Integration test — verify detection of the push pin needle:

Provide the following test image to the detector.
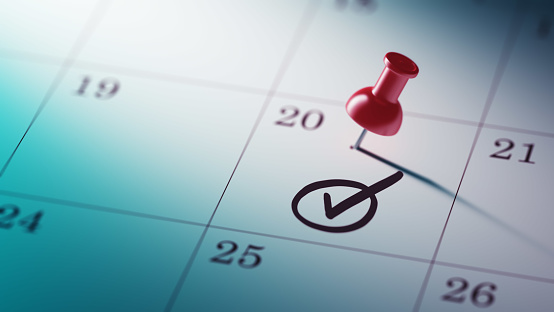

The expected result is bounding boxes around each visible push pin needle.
[346,52,419,136]
[346,53,554,257]
[352,129,554,258]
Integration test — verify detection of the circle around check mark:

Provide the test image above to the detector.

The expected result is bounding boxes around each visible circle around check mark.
[291,180,378,233]
[291,171,403,233]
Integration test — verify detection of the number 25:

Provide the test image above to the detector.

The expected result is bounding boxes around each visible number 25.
[210,240,264,269]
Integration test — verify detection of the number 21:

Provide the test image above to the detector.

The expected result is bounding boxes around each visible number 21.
[490,138,535,164]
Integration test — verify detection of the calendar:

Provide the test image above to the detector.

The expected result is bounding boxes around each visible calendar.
[1,0,553,311]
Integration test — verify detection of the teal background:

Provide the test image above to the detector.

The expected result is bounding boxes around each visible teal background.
[1,0,553,311]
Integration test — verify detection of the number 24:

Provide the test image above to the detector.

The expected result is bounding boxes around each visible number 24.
[0,204,43,233]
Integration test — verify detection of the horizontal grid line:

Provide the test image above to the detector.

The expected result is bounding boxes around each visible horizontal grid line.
[209,224,431,264]
[163,2,322,310]
[434,260,554,285]
[0,189,205,227]
[73,59,270,97]
[1,186,552,286]
[482,123,554,138]
[1,33,553,289]
[210,224,554,285]
[0,48,552,139]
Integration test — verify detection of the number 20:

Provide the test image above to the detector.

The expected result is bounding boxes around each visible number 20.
[275,106,324,130]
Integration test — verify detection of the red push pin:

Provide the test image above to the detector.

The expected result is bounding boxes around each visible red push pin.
[346,52,418,136]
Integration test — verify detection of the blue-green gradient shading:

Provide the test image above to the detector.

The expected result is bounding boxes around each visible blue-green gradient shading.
[1,0,554,311]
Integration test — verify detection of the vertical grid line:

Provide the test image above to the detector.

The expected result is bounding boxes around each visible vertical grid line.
[411,1,528,311]
[162,1,321,311]
[0,0,112,177]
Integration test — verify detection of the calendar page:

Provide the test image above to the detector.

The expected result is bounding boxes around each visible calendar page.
[1,1,553,311]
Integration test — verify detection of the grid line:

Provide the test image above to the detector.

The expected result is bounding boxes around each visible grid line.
[0,0,113,178]
[162,1,321,311]
[0,1,550,310]
[1,49,552,139]
[0,189,205,227]
[1,185,552,287]
[411,1,529,311]
[209,224,554,285]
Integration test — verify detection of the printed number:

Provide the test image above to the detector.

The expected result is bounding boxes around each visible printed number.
[0,204,43,233]
[75,76,120,100]
[335,0,376,12]
[490,138,514,160]
[490,138,535,164]
[0,204,19,229]
[441,277,468,303]
[538,15,551,39]
[210,240,238,265]
[275,106,324,131]
[210,240,264,269]
[442,277,496,308]
[471,282,497,308]
[238,245,264,269]
[19,211,44,233]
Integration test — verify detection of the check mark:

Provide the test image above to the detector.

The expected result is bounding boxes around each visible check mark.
[323,171,403,219]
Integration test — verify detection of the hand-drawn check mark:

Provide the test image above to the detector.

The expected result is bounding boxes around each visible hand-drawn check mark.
[292,171,403,233]
[323,171,403,219]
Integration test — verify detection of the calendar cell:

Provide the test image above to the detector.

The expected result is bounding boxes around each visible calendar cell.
[486,4,554,134]
[277,0,515,122]
[0,60,60,173]
[172,227,429,311]
[0,1,553,311]
[437,128,554,279]
[77,0,309,90]
[0,195,202,312]
[0,69,263,223]
[0,0,98,59]
[211,97,475,259]
[419,264,554,312]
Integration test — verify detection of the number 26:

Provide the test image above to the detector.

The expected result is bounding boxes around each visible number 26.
[442,277,497,308]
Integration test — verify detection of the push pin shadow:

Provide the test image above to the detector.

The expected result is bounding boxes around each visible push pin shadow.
[346,52,418,136]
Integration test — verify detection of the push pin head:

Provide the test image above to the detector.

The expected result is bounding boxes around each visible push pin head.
[346,52,418,136]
